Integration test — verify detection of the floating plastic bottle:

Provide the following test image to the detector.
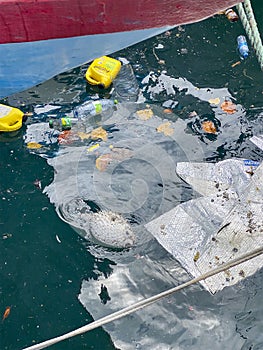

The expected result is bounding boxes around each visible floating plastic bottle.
[111,63,140,102]
[237,35,249,59]
[225,8,239,22]
[73,99,118,119]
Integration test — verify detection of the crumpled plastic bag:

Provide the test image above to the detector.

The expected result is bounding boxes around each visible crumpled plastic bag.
[145,154,262,293]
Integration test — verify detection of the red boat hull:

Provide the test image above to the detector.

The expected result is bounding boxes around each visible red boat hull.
[1,0,241,44]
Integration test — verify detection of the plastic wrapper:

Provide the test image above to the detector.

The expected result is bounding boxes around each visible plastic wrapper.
[250,134,263,151]
[146,158,262,293]
[197,162,263,292]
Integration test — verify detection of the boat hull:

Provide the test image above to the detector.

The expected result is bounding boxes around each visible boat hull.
[0,0,241,44]
[0,0,241,98]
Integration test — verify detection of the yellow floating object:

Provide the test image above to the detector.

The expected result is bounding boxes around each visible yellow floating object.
[27,142,42,149]
[208,97,220,105]
[90,127,108,141]
[87,143,100,152]
[0,104,24,132]
[85,56,122,89]
[136,108,154,120]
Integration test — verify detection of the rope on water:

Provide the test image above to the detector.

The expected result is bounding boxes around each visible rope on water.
[236,0,263,69]
[22,246,263,350]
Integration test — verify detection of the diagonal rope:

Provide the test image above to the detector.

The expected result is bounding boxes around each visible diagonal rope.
[236,0,263,69]
[22,246,263,350]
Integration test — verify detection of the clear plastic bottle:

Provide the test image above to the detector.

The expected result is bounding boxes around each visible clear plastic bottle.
[111,63,140,102]
[73,99,118,119]
[237,35,249,59]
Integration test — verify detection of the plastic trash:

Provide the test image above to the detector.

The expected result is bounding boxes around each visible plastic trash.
[24,122,60,147]
[85,56,122,89]
[111,63,140,102]
[145,158,262,293]
[73,99,118,119]
[250,134,263,151]
[176,158,259,197]
[196,162,263,293]
[225,8,239,22]
[237,35,249,59]
[49,116,73,131]
[0,103,24,132]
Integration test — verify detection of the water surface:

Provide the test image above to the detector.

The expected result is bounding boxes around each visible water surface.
[1,2,263,349]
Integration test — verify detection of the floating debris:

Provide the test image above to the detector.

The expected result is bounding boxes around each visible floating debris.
[55,235,61,243]
[2,233,12,240]
[95,154,113,171]
[90,127,108,141]
[231,61,241,68]
[194,251,200,262]
[220,100,237,114]
[87,143,100,152]
[202,120,217,134]
[136,108,154,120]
[27,142,42,149]
[208,97,220,105]
[98,284,111,305]
[33,179,42,189]
[95,146,134,171]
[2,306,11,322]
[156,121,174,136]
[57,130,78,144]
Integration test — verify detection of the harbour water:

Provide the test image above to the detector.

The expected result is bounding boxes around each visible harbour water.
[1,1,263,349]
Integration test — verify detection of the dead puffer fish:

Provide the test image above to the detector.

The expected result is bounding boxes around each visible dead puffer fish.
[88,210,135,248]
[57,198,136,249]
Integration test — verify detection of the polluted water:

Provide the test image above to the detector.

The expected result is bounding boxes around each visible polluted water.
[2,4,263,350]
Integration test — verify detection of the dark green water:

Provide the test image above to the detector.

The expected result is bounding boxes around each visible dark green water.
[1,2,263,349]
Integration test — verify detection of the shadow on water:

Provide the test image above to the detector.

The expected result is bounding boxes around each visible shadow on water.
[1,1,263,349]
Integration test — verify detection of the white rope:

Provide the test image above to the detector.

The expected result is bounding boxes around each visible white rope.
[236,0,263,69]
[22,246,263,350]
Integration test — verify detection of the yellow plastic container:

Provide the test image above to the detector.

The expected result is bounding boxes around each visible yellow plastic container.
[85,56,122,89]
[0,104,24,132]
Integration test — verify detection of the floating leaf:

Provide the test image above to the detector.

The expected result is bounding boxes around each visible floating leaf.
[163,108,173,114]
[96,154,112,171]
[57,130,78,144]
[202,120,217,134]
[136,109,153,120]
[2,306,11,322]
[156,121,174,136]
[27,142,42,149]
[111,147,134,159]
[220,100,237,114]
[95,147,133,171]
[90,127,107,141]
[208,97,220,105]
[78,131,90,140]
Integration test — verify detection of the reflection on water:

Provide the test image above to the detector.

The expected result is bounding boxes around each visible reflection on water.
[1,8,263,350]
